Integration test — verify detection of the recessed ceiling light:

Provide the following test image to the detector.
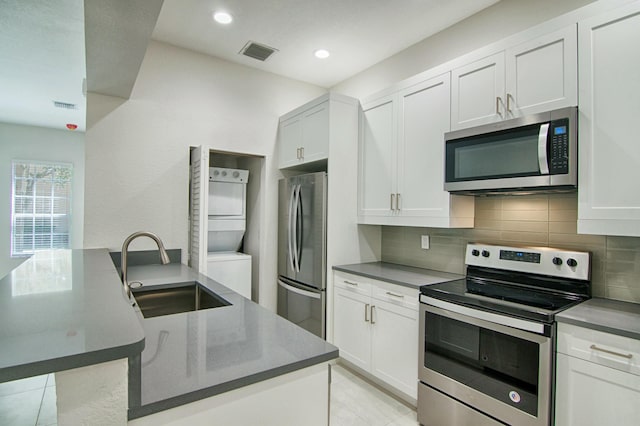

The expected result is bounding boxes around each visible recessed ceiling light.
[314,49,330,59]
[213,11,233,24]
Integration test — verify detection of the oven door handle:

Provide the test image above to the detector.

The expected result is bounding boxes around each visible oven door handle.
[421,296,547,338]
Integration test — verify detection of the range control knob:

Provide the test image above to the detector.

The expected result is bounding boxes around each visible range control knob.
[567,258,578,267]
[552,257,563,266]
[481,250,490,258]
[213,170,220,176]
[222,170,227,176]
[471,249,480,257]
[233,171,240,178]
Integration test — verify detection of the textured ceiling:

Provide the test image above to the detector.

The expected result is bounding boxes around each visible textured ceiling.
[0,0,86,131]
[0,0,500,131]
[152,0,500,88]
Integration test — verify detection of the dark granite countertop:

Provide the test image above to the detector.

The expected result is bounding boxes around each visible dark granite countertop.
[0,249,145,383]
[125,263,338,419]
[333,261,463,289]
[556,297,640,340]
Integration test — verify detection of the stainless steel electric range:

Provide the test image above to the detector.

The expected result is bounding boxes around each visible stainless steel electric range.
[418,243,591,426]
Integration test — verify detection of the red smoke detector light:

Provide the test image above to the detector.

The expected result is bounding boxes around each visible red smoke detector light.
[66,123,78,130]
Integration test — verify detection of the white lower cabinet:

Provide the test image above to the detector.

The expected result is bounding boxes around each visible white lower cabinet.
[333,271,419,401]
[555,323,640,426]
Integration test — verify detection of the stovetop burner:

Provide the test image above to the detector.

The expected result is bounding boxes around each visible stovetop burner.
[420,243,592,324]
[422,277,586,323]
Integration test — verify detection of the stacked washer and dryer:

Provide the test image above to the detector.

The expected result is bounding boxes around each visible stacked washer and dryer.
[206,167,252,299]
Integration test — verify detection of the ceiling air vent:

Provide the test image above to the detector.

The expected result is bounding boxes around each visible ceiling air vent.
[239,41,278,62]
[53,101,77,110]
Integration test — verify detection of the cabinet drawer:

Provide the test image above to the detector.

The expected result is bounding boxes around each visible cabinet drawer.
[371,281,418,310]
[334,272,372,296]
[557,323,640,376]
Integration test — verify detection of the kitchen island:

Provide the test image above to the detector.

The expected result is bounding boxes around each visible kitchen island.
[0,249,338,425]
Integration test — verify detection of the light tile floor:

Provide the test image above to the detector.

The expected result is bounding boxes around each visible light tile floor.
[331,363,419,426]
[0,363,416,426]
[0,373,56,426]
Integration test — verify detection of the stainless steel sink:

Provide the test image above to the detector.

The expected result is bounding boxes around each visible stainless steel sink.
[132,281,231,318]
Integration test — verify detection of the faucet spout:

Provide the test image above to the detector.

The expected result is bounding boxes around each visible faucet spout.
[121,231,170,298]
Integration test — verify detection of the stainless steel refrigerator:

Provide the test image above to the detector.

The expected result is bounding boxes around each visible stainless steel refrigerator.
[277,172,327,338]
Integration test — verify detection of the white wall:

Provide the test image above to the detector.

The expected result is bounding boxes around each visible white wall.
[0,122,85,278]
[84,41,325,311]
[331,0,596,99]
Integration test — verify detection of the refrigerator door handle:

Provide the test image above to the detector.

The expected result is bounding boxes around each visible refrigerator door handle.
[278,279,321,299]
[295,184,303,272]
[292,184,302,272]
[287,184,296,272]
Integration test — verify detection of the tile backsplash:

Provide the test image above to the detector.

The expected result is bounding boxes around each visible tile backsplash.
[381,193,640,303]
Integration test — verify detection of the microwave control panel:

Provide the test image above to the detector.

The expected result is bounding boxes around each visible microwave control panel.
[549,118,569,174]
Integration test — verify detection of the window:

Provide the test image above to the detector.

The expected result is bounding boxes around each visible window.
[11,161,73,257]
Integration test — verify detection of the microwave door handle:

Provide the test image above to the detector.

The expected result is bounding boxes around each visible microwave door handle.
[287,184,296,272]
[538,123,550,175]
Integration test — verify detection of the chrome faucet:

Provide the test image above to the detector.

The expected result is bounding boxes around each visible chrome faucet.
[121,231,170,298]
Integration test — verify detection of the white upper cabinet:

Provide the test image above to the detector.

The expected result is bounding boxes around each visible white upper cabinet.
[279,115,303,168]
[577,1,640,236]
[451,25,577,130]
[278,100,330,169]
[451,52,506,130]
[359,73,474,227]
[359,95,397,218]
[505,26,577,118]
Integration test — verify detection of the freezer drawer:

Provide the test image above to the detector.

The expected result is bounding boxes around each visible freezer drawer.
[277,276,325,338]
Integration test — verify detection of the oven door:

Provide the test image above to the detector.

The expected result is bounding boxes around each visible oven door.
[418,298,553,426]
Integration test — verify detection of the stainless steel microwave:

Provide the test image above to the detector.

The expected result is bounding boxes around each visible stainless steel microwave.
[444,107,577,194]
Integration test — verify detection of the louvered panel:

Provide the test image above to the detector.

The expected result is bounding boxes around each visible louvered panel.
[189,146,208,273]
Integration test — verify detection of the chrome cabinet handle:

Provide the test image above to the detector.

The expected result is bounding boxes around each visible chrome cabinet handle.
[301,147,304,159]
[386,291,404,298]
[365,303,370,322]
[496,96,502,116]
[506,93,513,113]
[396,193,401,211]
[344,280,358,286]
[371,305,376,324]
[590,344,633,359]
[390,193,395,211]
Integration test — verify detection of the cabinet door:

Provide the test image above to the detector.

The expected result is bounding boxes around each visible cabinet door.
[300,102,329,164]
[333,286,372,371]
[397,73,451,221]
[505,25,577,118]
[577,2,640,236]
[278,115,302,168]
[555,353,640,426]
[358,95,397,218]
[370,298,419,400]
[451,52,505,130]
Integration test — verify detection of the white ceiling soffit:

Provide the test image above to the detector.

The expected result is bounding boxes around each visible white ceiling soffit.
[84,0,165,99]
[152,0,501,88]
[0,0,86,131]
